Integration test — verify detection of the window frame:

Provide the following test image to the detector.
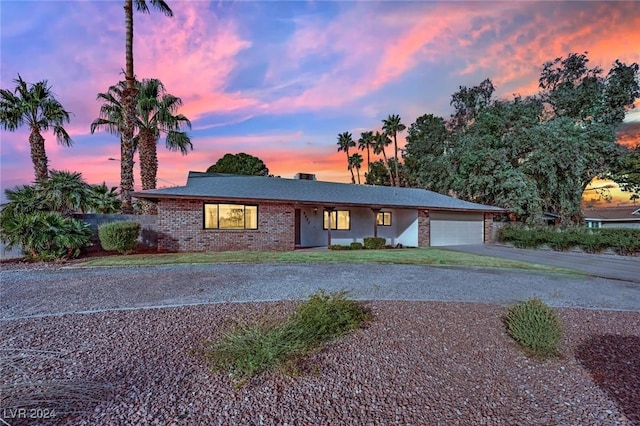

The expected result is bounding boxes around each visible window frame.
[323,210,351,230]
[203,203,258,230]
[377,211,392,226]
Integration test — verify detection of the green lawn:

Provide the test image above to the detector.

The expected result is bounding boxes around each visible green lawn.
[75,248,577,274]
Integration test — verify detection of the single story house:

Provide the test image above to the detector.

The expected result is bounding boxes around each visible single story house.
[133,172,504,252]
[583,206,640,229]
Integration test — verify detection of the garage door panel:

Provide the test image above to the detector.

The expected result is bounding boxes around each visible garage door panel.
[430,213,484,246]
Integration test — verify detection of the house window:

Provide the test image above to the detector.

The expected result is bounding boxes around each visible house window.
[204,203,258,229]
[323,210,350,230]
[377,211,392,226]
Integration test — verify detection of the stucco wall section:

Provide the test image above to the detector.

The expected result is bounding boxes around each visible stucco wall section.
[157,199,295,252]
[418,210,430,247]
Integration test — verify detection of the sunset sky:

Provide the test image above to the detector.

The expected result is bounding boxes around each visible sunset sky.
[1,1,639,204]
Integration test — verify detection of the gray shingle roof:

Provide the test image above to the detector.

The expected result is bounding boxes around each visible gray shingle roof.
[133,172,504,212]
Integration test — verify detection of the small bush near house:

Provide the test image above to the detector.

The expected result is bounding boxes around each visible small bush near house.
[363,237,386,250]
[204,290,371,379]
[505,298,563,358]
[350,242,363,250]
[328,244,351,250]
[98,221,141,254]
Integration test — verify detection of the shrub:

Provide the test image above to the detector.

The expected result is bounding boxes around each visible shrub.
[328,244,351,250]
[363,237,386,250]
[204,290,371,379]
[350,242,363,250]
[498,224,640,255]
[98,221,141,254]
[0,210,91,261]
[505,298,562,358]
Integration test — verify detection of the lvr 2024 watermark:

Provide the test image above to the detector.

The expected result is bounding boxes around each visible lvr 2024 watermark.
[2,407,57,421]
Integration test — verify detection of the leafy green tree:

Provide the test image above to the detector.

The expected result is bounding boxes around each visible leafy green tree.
[337,131,356,183]
[207,153,270,176]
[539,52,639,125]
[608,144,640,200]
[372,131,393,186]
[448,97,545,221]
[382,114,406,186]
[349,153,363,184]
[403,114,453,193]
[357,131,375,174]
[0,75,73,182]
[449,78,495,130]
[121,0,174,213]
[365,160,392,186]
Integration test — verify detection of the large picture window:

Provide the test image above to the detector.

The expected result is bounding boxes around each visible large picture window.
[204,203,258,229]
[323,210,350,230]
[377,211,392,226]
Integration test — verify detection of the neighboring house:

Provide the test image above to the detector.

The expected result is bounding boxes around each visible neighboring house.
[583,206,640,229]
[133,172,504,252]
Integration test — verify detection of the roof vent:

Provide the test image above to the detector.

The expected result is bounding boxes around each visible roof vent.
[294,173,317,181]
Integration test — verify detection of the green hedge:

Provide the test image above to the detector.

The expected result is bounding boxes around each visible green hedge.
[363,237,386,250]
[98,221,141,254]
[497,224,640,255]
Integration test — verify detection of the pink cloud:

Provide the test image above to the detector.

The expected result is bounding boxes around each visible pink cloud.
[133,3,259,121]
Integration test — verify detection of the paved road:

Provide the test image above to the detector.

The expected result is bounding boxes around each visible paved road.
[1,259,639,320]
[440,245,640,283]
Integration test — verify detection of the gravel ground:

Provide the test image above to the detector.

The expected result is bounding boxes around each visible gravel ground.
[1,263,639,319]
[2,301,639,425]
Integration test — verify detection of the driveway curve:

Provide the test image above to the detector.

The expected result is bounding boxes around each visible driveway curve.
[2,262,639,320]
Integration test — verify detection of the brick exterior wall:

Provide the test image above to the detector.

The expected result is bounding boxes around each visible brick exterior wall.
[418,210,430,247]
[484,212,494,243]
[157,199,295,252]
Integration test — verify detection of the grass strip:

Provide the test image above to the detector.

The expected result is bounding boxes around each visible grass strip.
[73,248,576,274]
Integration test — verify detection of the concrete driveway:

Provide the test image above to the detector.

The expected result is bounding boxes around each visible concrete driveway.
[440,244,640,283]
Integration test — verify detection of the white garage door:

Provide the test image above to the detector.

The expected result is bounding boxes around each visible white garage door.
[430,212,484,246]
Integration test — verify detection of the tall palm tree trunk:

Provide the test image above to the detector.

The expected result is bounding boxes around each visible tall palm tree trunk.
[366,146,371,174]
[380,149,393,186]
[346,152,355,183]
[121,0,137,214]
[138,130,158,214]
[393,134,399,187]
[29,128,48,182]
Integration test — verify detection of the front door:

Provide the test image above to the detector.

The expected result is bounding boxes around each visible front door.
[294,209,301,246]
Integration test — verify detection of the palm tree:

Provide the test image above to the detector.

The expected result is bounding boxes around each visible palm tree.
[382,114,406,186]
[373,131,394,186]
[121,0,174,213]
[91,79,192,214]
[0,75,72,182]
[357,131,375,174]
[136,78,191,213]
[337,131,356,183]
[91,183,122,213]
[349,153,364,184]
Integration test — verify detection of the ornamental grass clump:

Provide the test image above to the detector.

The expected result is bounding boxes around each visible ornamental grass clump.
[505,298,563,358]
[205,290,371,379]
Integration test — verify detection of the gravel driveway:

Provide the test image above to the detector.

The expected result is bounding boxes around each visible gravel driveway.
[1,263,639,319]
[2,263,639,425]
